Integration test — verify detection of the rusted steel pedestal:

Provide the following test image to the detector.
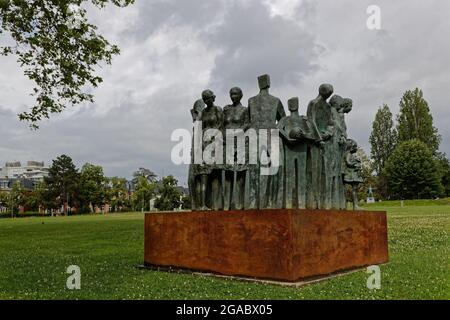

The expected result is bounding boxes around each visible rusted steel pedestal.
[144,209,388,282]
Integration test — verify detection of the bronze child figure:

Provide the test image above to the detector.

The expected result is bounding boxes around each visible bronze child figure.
[343,139,364,210]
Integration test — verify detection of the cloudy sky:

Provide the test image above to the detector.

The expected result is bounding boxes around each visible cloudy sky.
[1,0,449,186]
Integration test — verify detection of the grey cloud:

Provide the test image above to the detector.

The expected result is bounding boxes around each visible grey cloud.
[123,0,228,41]
[205,0,321,96]
[0,85,192,184]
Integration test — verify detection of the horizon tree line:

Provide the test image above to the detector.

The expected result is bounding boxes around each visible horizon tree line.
[0,155,189,216]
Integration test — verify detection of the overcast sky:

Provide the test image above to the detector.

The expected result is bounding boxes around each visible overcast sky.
[1,0,449,186]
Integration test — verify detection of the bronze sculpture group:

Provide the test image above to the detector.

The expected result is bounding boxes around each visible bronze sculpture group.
[188,74,363,211]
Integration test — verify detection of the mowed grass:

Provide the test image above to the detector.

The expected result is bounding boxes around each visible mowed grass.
[0,203,448,300]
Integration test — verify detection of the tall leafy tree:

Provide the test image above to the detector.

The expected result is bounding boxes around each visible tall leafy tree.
[355,148,377,201]
[385,140,443,199]
[132,168,157,186]
[105,176,129,212]
[79,163,106,212]
[24,181,47,211]
[132,176,156,211]
[8,180,25,216]
[397,88,441,153]
[0,0,134,127]
[0,191,8,214]
[29,180,59,211]
[44,154,79,214]
[154,176,183,211]
[369,104,397,176]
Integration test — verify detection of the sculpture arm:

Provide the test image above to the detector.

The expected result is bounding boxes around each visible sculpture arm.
[277,118,294,144]
[322,124,335,140]
[307,100,322,142]
[217,107,224,131]
[243,107,250,131]
[247,98,253,126]
[277,100,286,121]
[339,133,347,145]
[346,154,358,168]
[327,115,336,136]
[300,117,318,142]
[190,109,199,122]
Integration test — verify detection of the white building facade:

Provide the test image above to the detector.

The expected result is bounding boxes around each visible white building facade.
[0,161,49,188]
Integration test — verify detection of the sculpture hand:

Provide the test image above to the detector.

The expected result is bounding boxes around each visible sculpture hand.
[322,132,331,140]
[319,141,325,154]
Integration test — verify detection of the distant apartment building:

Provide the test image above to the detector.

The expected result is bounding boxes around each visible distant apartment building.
[0,161,49,191]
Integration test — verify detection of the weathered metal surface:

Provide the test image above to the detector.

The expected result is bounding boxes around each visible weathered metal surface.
[144,209,388,282]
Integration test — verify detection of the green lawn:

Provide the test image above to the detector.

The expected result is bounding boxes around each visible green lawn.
[0,204,448,300]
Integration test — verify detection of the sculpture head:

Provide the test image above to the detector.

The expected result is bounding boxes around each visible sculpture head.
[193,99,205,111]
[342,98,353,113]
[258,74,271,90]
[229,87,243,105]
[329,95,344,110]
[288,97,299,113]
[202,89,216,106]
[318,84,334,100]
[330,95,353,113]
[191,99,205,121]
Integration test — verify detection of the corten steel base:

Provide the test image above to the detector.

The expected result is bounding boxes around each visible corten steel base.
[144,209,388,282]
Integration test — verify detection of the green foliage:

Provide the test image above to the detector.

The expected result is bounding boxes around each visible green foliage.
[397,88,441,153]
[78,163,106,212]
[0,181,27,216]
[385,140,443,199]
[8,181,26,215]
[44,154,79,212]
[435,153,450,197]
[0,191,8,207]
[24,180,57,211]
[132,176,156,211]
[181,194,191,210]
[154,175,182,211]
[23,181,46,211]
[354,148,377,202]
[370,104,397,175]
[0,158,173,214]
[106,176,130,212]
[369,89,443,200]
[0,159,167,214]
[0,0,134,127]
[132,167,157,186]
